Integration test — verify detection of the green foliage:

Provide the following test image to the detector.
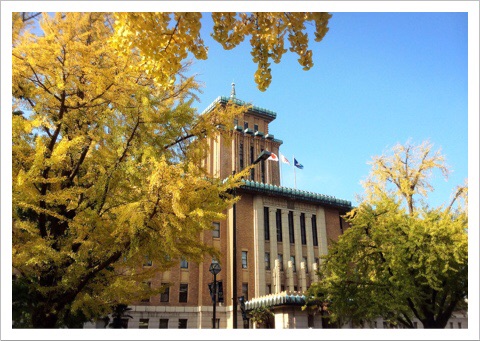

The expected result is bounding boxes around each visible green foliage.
[248,306,274,328]
[11,12,249,328]
[307,141,468,328]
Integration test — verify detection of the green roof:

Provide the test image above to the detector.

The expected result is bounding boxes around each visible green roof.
[201,96,277,121]
[239,180,352,209]
[245,291,306,310]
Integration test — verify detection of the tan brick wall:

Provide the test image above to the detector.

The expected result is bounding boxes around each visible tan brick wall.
[324,207,343,247]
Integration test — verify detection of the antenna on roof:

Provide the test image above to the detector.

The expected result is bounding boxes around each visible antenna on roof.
[230,81,236,99]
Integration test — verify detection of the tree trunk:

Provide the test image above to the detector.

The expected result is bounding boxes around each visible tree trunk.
[420,318,448,329]
[31,306,59,328]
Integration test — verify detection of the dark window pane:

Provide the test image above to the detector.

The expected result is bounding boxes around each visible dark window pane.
[212,222,220,238]
[139,319,149,329]
[264,207,270,240]
[178,319,188,329]
[312,214,318,246]
[179,283,188,303]
[159,319,169,329]
[288,211,295,244]
[300,213,307,245]
[160,284,170,302]
[276,209,282,242]
[242,251,248,269]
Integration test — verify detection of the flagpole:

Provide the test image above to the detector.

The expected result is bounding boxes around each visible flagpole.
[279,154,283,186]
[293,154,296,189]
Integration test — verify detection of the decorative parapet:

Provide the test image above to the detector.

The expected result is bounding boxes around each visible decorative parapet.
[239,180,352,209]
[201,96,277,121]
[264,134,274,140]
[245,291,306,310]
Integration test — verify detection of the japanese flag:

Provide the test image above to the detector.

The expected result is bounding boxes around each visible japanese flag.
[267,152,279,162]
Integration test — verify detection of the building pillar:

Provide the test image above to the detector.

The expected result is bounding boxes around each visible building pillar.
[269,208,278,287]
[299,262,307,292]
[287,260,294,291]
[315,207,328,263]
[304,213,315,286]
[292,211,303,283]
[253,196,266,297]
[281,210,290,290]
[274,259,281,294]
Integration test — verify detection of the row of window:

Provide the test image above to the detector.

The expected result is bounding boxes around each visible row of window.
[242,249,319,273]
[143,257,189,269]
[239,142,266,182]
[234,119,259,133]
[137,318,188,329]
[154,283,188,303]
[264,253,319,272]
[264,208,319,247]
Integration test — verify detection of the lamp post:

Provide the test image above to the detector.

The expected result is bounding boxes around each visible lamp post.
[232,150,271,328]
[209,262,221,329]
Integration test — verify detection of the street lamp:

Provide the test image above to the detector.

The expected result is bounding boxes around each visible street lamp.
[232,150,272,328]
[209,262,221,329]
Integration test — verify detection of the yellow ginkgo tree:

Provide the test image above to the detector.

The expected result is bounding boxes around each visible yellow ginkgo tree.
[306,141,468,329]
[12,12,331,328]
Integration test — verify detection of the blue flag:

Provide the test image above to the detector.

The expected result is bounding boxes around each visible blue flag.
[294,158,304,169]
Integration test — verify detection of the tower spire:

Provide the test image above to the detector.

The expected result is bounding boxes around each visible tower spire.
[230,81,236,99]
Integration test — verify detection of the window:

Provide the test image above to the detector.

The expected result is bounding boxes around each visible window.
[239,142,244,169]
[458,322,462,328]
[159,319,169,329]
[180,258,188,269]
[264,207,270,241]
[212,222,220,238]
[266,284,271,294]
[143,256,152,267]
[254,124,258,132]
[265,252,270,270]
[242,283,249,300]
[276,209,283,242]
[160,283,170,302]
[300,213,307,245]
[302,256,308,273]
[290,256,296,272]
[141,281,151,302]
[178,319,188,329]
[288,211,295,244]
[179,283,188,303]
[250,146,254,179]
[312,214,318,246]
[278,253,284,271]
[294,285,298,291]
[261,149,266,183]
[244,121,249,130]
[139,318,149,329]
[242,251,248,269]
[281,285,285,292]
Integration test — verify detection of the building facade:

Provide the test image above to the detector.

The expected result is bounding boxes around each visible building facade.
[84,85,467,329]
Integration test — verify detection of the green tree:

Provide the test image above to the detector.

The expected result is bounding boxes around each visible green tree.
[248,307,274,329]
[307,141,468,328]
[12,12,331,328]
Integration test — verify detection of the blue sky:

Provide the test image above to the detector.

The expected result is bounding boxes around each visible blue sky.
[191,12,468,208]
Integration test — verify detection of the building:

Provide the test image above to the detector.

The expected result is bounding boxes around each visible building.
[84,84,467,329]
[85,84,352,329]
